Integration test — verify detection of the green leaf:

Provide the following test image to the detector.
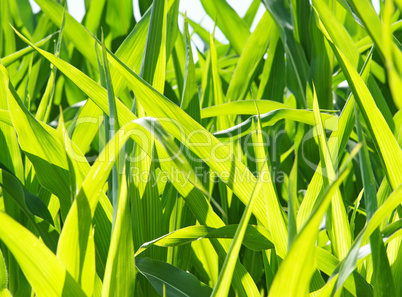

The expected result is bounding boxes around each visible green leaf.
[112,8,151,93]
[382,0,402,110]
[243,0,261,28]
[138,0,167,94]
[296,50,371,238]
[315,247,373,296]
[105,0,134,38]
[4,53,113,280]
[33,0,98,67]
[213,108,339,143]
[12,30,259,297]
[186,16,221,46]
[101,29,119,226]
[268,146,359,296]
[329,183,402,296]
[332,96,396,296]
[256,29,285,101]
[56,112,95,297]
[136,225,274,256]
[129,0,168,269]
[139,0,153,16]
[0,169,58,252]
[201,100,291,118]
[181,16,201,122]
[322,27,402,190]
[0,248,11,297]
[200,0,250,54]
[312,0,361,70]
[101,167,135,297]
[0,60,24,184]
[4,65,73,220]
[312,85,352,259]
[262,0,309,107]
[136,257,212,297]
[0,211,86,297]
[309,11,333,109]
[97,30,271,244]
[225,12,273,102]
[211,151,271,296]
[209,31,229,130]
[1,33,55,67]
[0,110,11,126]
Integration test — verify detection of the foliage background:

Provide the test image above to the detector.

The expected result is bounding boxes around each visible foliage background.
[1,0,402,296]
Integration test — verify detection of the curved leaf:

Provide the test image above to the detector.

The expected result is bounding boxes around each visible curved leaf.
[136,224,274,256]
[136,257,212,297]
[0,212,86,297]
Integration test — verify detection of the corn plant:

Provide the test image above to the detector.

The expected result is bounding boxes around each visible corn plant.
[1,0,402,296]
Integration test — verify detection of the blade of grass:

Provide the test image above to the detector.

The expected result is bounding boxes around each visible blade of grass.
[12,29,267,296]
[181,16,200,122]
[213,108,339,142]
[328,182,402,296]
[33,0,98,67]
[256,29,285,101]
[200,0,250,54]
[337,97,396,296]
[209,30,229,130]
[36,10,65,123]
[101,31,120,227]
[0,110,11,126]
[262,0,309,107]
[323,29,402,190]
[0,212,86,297]
[251,100,288,258]
[4,65,73,220]
[383,0,402,110]
[136,257,212,297]
[211,157,269,297]
[312,0,362,70]
[129,0,167,270]
[225,12,273,102]
[309,11,333,109]
[101,164,135,297]
[56,111,95,297]
[268,144,360,296]
[170,15,201,271]
[1,33,55,67]
[296,49,371,234]
[135,225,274,256]
[137,0,167,95]
[0,248,11,297]
[287,124,304,247]
[201,100,291,118]
[0,61,24,184]
[243,0,261,28]
[0,169,58,252]
[312,85,352,259]
[315,247,373,296]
